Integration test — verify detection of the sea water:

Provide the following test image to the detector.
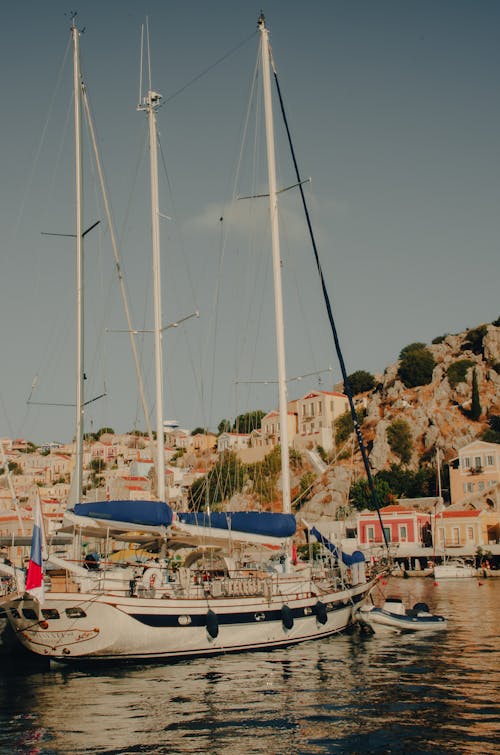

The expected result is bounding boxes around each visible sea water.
[1,578,498,754]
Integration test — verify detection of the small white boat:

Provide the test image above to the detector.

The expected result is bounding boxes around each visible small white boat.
[433,559,476,579]
[356,597,447,633]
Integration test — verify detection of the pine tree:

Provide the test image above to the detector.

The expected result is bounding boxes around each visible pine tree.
[470,368,482,421]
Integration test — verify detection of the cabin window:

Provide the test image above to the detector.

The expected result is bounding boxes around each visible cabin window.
[42,609,60,620]
[22,608,38,620]
[65,607,87,619]
[9,608,20,618]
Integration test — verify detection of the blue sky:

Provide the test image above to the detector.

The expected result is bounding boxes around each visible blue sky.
[1,1,499,444]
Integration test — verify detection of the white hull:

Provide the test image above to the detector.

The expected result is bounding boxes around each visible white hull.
[7,579,373,662]
[434,564,476,579]
[356,605,447,634]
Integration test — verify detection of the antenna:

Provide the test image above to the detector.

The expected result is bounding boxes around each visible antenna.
[138,23,144,106]
[146,16,152,91]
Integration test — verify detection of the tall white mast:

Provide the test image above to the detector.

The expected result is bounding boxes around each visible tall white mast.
[138,84,166,501]
[72,19,84,504]
[258,14,291,514]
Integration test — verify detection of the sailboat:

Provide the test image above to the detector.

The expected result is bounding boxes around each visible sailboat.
[6,16,377,662]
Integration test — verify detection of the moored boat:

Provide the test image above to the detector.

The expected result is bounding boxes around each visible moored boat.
[356,596,447,634]
[5,15,381,663]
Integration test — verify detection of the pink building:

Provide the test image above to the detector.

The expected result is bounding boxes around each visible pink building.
[357,505,432,547]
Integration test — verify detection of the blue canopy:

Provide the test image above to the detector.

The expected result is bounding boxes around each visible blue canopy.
[177,511,296,539]
[73,500,173,528]
[310,526,365,566]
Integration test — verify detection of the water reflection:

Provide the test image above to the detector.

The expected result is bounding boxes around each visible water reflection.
[0,579,498,754]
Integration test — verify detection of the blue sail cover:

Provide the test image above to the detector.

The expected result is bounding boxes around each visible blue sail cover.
[310,526,365,566]
[73,500,173,528]
[177,511,296,539]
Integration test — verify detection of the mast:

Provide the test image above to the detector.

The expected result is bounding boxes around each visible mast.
[258,14,291,514]
[72,19,85,504]
[138,87,166,501]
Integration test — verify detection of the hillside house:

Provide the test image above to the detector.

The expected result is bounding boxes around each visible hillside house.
[434,509,500,549]
[357,505,432,548]
[295,390,349,452]
[449,441,500,507]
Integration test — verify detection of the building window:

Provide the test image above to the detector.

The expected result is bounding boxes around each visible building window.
[452,527,460,545]
[367,526,375,541]
[478,482,485,491]
[383,526,391,543]
[467,483,474,493]
[463,457,471,469]
[438,527,445,544]
[474,456,482,468]
[486,455,494,466]
[463,483,468,493]
[399,525,407,542]
[466,526,474,541]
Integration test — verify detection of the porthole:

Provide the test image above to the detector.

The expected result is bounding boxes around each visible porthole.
[178,615,192,626]
[254,612,266,621]
[303,606,312,616]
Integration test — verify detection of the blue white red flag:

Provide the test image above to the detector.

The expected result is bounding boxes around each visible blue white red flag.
[25,497,45,603]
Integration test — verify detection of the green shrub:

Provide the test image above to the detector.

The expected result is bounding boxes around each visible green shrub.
[398,347,436,388]
[345,370,375,395]
[432,334,448,344]
[334,409,365,445]
[447,359,475,389]
[462,325,487,355]
[399,342,427,360]
[387,419,413,465]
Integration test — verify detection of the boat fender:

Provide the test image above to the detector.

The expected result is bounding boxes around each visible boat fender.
[315,600,328,625]
[206,609,219,639]
[281,604,294,631]
[142,567,162,590]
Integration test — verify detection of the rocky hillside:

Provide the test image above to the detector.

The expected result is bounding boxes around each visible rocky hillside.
[365,322,500,471]
[298,321,500,522]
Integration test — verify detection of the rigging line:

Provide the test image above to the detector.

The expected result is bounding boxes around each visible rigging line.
[272,68,389,551]
[11,35,72,248]
[159,31,257,108]
[82,82,154,446]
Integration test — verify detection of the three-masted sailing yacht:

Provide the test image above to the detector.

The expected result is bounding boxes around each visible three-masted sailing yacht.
[6,16,375,663]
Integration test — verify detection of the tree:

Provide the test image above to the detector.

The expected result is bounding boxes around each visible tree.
[399,342,427,360]
[217,419,231,435]
[192,427,207,436]
[447,359,475,389]
[350,478,393,511]
[387,419,413,465]
[96,427,114,438]
[345,370,375,395]
[470,368,482,421]
[334,409,364,445]
[233,410,266,433]
[398,347,436,388]
[462,325,487,355]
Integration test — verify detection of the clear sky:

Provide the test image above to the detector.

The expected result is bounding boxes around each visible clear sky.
[1,0,499,444]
